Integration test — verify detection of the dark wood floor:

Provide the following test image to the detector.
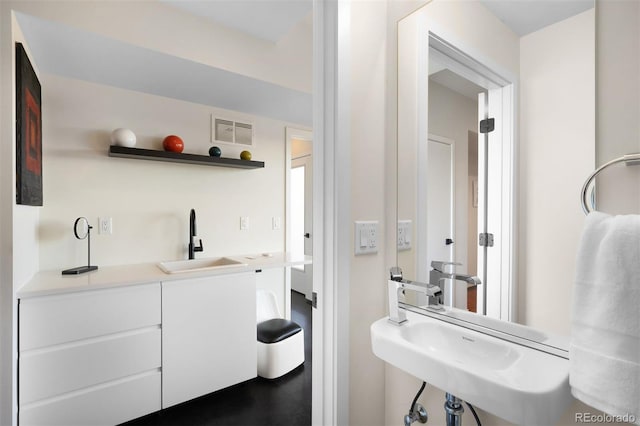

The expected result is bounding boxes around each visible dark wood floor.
[122,291,312,426]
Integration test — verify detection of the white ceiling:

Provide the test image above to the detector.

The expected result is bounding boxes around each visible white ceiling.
[430,69,486,100]
[158,0,593,42]
[479,0,594,36]
[159,0,313,43]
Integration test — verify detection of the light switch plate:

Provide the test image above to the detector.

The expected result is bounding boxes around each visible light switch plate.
[355,221,378,255]
[398,220,412,251]
[272,216,281,230]
[98,217,113,235]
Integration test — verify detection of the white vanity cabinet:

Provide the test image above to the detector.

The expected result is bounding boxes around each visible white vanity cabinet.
[162,272,257,408]
[18,283,162,426]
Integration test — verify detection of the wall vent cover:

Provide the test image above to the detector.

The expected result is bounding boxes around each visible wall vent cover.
[213,116,253,146]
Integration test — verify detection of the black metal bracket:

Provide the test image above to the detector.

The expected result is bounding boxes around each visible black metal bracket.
[480,118,495,134]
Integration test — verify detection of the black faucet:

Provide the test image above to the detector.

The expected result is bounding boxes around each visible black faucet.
[188,209,204,260]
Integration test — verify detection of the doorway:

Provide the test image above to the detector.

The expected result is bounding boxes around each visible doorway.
[288,128,313,301]
[425,135,456,306]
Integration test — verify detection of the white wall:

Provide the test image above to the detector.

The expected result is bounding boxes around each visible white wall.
[596,0,640,214]
[40,74,289,269]
[518,10,599,424]
[349,1,388,424]
[519,8,595,335]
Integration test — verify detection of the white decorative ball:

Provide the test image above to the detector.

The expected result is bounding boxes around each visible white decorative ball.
[111,128,137,147]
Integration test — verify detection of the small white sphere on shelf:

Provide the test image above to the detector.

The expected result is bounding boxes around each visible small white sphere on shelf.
[111,128,137,147]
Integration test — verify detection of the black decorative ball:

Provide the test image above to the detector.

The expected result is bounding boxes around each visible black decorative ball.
[209,146,222,157]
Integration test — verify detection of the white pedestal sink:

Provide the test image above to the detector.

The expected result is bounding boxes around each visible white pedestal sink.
[371,310,571,425]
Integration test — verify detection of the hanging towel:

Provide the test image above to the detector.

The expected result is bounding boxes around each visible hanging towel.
[570,212,640,424]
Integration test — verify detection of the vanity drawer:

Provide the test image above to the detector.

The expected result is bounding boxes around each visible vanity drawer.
[20,327,161,404]
[19,283,160,350]
[19,370,161,426]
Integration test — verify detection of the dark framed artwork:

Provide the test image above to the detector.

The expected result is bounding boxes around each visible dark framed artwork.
[15,42,43,206]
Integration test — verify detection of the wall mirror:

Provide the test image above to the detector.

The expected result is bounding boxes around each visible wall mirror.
[396,0,595,350]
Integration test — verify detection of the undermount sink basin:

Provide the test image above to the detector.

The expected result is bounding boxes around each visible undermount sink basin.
[371,311,571,425]
[158,257,248,274]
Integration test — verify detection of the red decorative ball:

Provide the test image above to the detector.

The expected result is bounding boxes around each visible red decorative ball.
[162,135,184,153]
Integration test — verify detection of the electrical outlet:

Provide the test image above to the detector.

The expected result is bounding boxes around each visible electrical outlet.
[240,216,249,230]
[99,217,113,235]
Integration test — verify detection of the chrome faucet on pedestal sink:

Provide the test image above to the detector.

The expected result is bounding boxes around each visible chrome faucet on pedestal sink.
[188,209,204,260]
[388,267,443,325]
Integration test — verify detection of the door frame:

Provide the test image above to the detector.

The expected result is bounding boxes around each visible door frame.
[312,1,351,424]
[476,86,515,320]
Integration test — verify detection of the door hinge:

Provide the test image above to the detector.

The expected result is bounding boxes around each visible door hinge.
[479,118,495,134]
[479,233,494,247]
[312,291,318,309]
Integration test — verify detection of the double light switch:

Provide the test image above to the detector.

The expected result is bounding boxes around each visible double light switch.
[355,221,378,255]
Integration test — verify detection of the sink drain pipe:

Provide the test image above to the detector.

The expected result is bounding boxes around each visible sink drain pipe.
[445,393,482,426]
[445,393,464,426]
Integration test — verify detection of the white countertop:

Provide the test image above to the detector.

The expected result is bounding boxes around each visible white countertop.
[18,252,312,299]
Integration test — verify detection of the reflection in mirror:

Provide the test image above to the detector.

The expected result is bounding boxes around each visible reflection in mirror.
[421,36,514,320]
[396,0,595,344]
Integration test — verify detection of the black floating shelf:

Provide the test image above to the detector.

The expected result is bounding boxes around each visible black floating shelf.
[108,145,264,169]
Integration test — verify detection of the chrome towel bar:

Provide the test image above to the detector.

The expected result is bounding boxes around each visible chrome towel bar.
[581,153,640,214]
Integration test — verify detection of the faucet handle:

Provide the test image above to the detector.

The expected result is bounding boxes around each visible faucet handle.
[390,266,403,282]
[430,260,462,272]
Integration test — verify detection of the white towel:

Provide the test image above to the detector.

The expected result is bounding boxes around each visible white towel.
[570,212,640,424]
